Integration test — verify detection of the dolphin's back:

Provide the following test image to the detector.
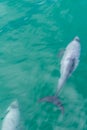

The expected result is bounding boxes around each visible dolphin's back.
[61,37,81,74]
[1,101,20,130]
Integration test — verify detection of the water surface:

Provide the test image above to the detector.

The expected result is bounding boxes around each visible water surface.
[0,0,87,130]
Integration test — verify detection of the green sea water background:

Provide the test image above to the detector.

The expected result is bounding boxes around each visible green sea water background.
[0,0,87,130]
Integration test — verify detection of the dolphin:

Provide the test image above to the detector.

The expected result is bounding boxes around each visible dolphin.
[38,36,81,113]
[56,36,81,94]
[1,100,20,130]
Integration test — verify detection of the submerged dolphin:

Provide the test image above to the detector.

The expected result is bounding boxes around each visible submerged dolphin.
[56,36,80,94]
[1,100,20,130]
[38,36,81,113]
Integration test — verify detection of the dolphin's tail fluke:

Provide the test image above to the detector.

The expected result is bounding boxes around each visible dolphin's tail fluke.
[38,96,64,114]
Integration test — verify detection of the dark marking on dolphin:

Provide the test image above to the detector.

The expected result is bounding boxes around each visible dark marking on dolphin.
[67,58,76,76]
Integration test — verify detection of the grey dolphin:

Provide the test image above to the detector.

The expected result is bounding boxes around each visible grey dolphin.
[56,36,80,94]
[1,100,20,130]
[38,36,81,113]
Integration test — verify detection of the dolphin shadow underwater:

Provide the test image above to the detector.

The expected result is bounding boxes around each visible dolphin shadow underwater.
[38,36,81,113]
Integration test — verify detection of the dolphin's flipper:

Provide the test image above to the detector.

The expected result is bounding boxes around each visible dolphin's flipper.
[38,96,64,114]
[57,49,65,58]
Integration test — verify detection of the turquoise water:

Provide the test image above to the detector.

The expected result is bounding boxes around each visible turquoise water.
[0,0,87,129]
